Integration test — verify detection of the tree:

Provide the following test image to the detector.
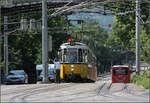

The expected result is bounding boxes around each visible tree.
[1,11,68,83]
[111,1,150,63]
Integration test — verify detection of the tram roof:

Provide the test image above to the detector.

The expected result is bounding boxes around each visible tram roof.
[60,42,88,49]
[60,42,96,59]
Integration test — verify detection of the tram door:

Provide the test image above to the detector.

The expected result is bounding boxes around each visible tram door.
[111,66,130,83]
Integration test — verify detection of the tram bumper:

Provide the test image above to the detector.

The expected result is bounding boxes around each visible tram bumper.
[65,73,81,81]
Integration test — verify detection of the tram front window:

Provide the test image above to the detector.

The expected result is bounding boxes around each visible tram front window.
[64,50,77,63]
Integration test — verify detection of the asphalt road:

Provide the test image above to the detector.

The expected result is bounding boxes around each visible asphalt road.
[1,74,149,102]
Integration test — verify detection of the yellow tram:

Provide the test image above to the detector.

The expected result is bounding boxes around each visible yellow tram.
[58,41,97,82]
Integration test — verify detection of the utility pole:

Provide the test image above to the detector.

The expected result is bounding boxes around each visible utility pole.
[0,4,1,83]
[4,16,9,79]
[42,0,48,83]
[136,0,140,74]
[81,20,83,42]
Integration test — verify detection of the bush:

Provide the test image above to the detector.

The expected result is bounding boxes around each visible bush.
[131,70,150,89]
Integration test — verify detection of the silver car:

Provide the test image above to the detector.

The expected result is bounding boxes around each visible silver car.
[5,70,28,84]
[39,69,55,82]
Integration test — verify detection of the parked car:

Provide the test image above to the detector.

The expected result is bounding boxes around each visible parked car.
[39,69,55,82]
[5,70,28,84]
[36,64,55,81]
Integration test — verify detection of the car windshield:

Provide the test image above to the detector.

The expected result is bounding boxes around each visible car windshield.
[9,71,25,75]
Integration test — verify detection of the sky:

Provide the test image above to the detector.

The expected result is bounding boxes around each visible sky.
[68,13,114,32]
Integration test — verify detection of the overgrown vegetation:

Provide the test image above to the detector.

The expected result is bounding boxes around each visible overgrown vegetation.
[131,70,150,89]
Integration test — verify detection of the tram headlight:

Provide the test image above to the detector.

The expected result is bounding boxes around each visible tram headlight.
[71,65,74,68]
[71,68,74,71]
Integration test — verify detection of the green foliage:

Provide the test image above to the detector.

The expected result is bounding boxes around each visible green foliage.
[1,11,67,71]
[70,18,108,53]
[48,16,68,60]
[131,70,150,89]
[111,15,135,48]
[8,30,41,69]
[111,1,150,63]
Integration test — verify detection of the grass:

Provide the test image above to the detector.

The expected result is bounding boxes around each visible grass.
[131,69,150,89]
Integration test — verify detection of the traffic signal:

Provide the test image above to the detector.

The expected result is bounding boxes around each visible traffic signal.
[108,24,111,28]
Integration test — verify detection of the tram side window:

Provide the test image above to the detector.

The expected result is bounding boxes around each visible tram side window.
[88,50,92,63]
[83,49,88,63]
[64,49,67,55]
[78,49,83,62]
[113,68,128,75]
[82,49,85,62]
[63,49,67,62]
[85,51,88,63]
[58,49,62,61]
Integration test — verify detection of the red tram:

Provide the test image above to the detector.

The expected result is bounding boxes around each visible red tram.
[111,65,130,83]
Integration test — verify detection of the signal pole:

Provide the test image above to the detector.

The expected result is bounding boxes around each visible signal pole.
[136,0,140,74]
[42,0,48,83]
[4,16,8,79]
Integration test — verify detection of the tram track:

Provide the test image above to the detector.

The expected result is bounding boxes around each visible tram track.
[21,83,82,98]
[109,83,146,98]
[109,83,128,94]
[96,83,106,95]
[2,73,149,102]
[9,83,81,102]
[121,83,148,98]
[96,82,132,96]
[96,82,112,96]
[9,84,58,103]
[122,83,130,93]
[2,84,53,96]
